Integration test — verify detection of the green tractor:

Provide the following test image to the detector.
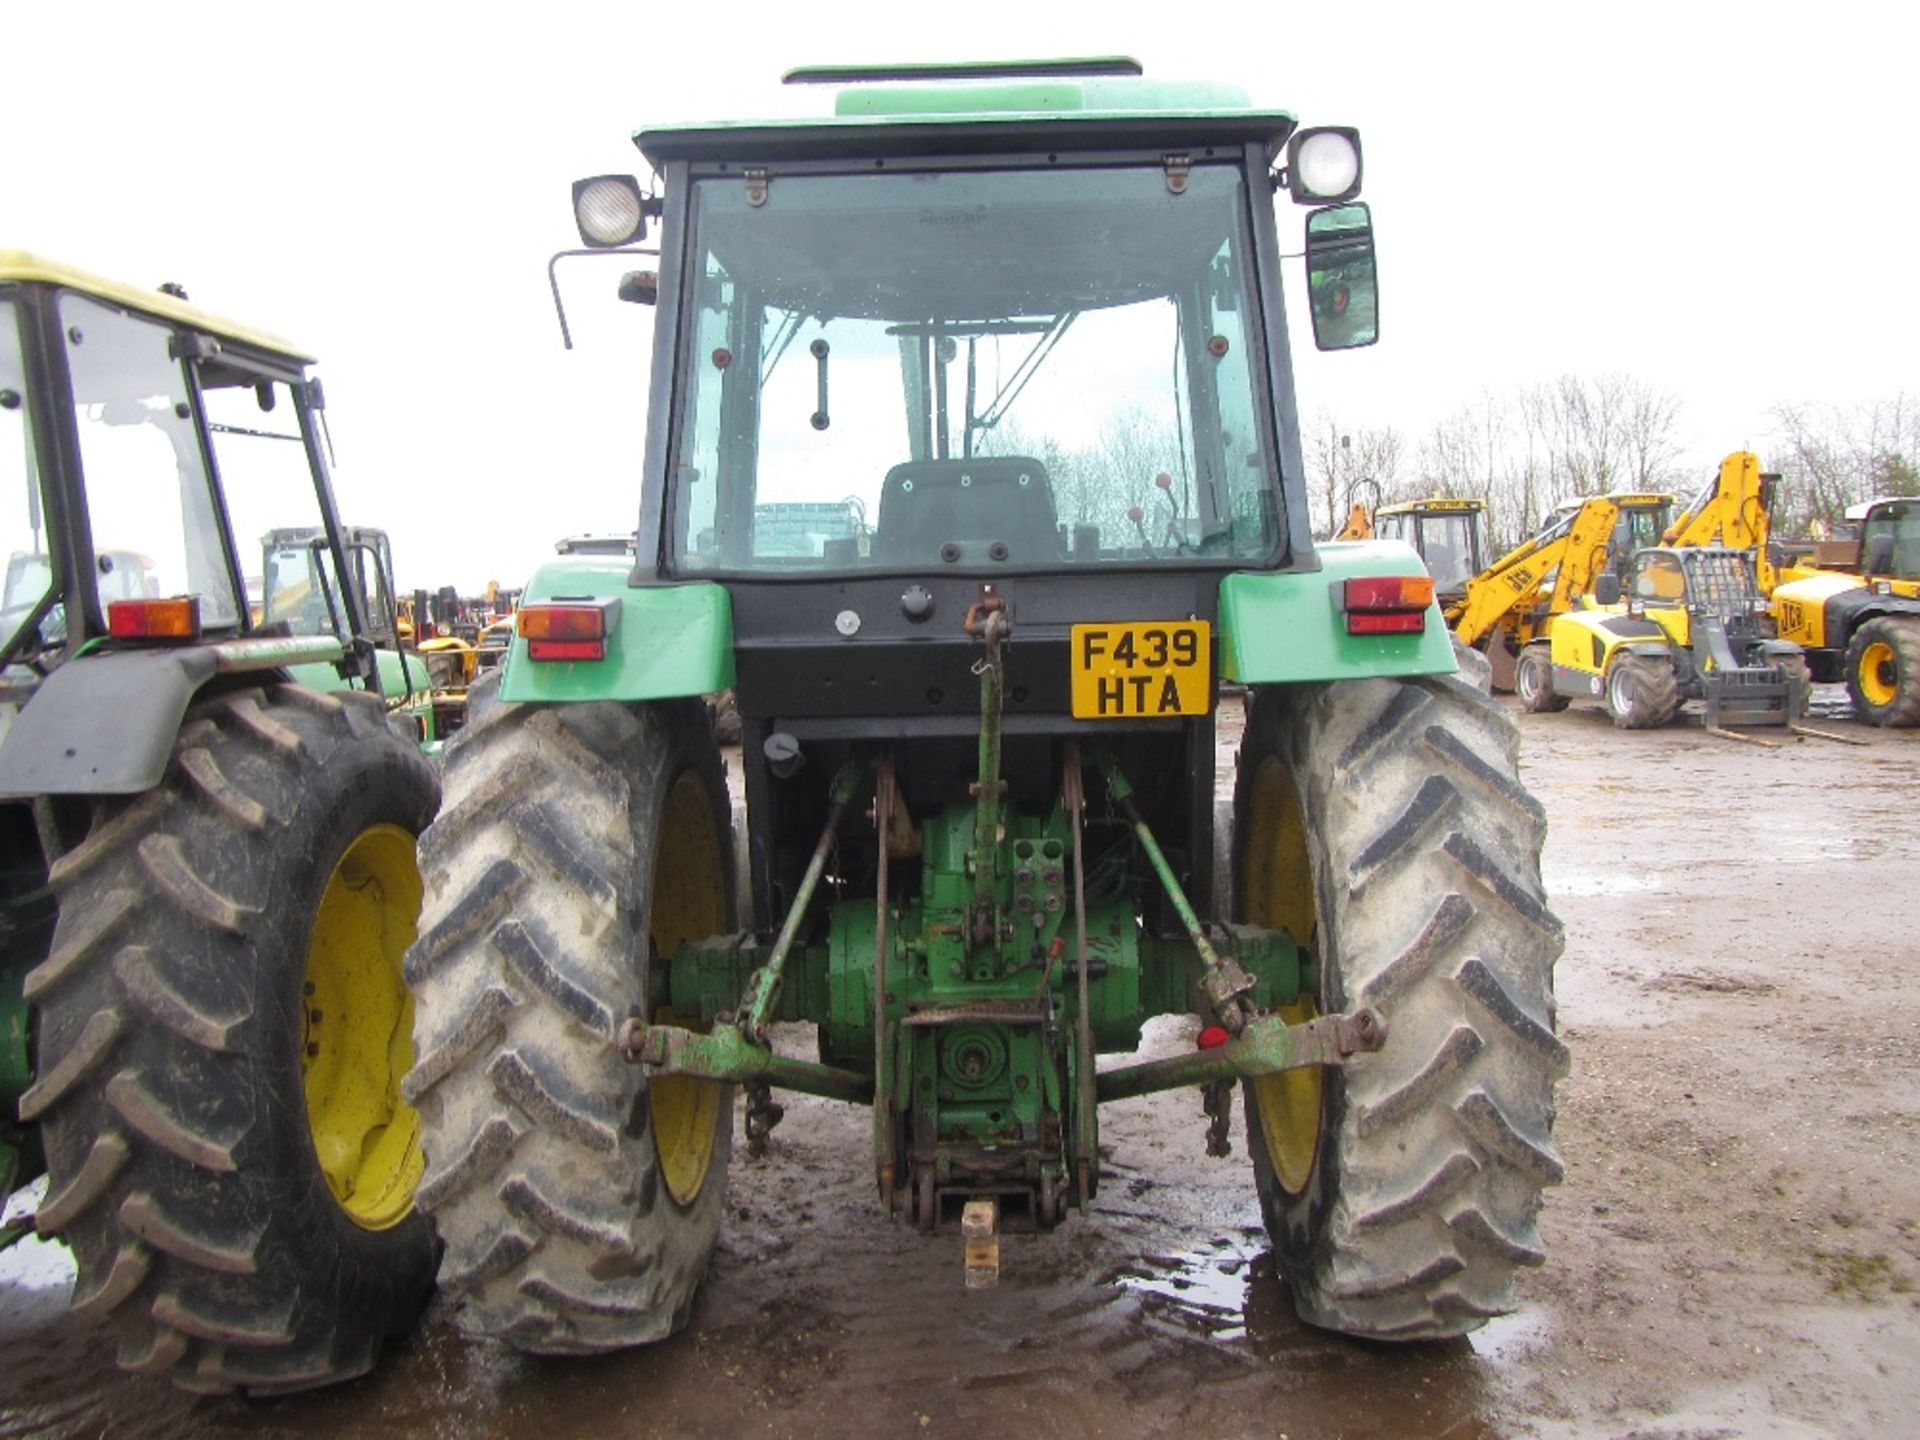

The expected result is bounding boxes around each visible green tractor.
[0,252,439,1390]
[258,522,454,742]
[409,59,1564,1355]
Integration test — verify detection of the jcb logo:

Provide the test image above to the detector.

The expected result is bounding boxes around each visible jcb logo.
[1504,566,1538,594]
[1780,600,1805,634]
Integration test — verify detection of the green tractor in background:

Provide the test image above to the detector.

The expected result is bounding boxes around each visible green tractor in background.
[0,252,438,1391]
[257,522,453,742]
[409,58,1564,1355]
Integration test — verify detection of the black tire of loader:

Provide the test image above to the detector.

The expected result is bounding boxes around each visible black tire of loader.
[1605,654,1681,730]
[20,684,440,1394]
[1235,670,1567,1338]
[1515,645,1568,714]
[1844,616,1920,727]
[403,694,733,1353]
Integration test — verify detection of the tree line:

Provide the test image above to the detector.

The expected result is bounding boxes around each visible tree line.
[1309,377,1920,554]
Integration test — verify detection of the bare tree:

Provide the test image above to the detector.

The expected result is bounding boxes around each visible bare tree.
[1522,373,1685,500]
[1305,417,1406,536]
[1768,394,1920,535]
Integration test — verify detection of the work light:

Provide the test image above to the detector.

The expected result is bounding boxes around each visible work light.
[573,175,647,247]
[1287,128,1363,204]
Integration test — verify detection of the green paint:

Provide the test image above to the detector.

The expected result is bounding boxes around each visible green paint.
[637,1023,871,1104]
[1095,1004,1351,1104]
[744,762,862,1037]
[1,952,33,1216]
[288,648,436,743]
[1217,541,1461,684]
[498,566,734,704]
[833,77,1262,119]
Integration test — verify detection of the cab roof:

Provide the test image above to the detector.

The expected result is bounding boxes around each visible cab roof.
[636,61,1296,167]
[1377,498,1486,516]
[0,249,314,364]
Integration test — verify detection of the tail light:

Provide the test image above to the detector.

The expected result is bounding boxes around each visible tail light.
[108,596,201,640]
[517,598,618,661]
[1341,575,1433,635]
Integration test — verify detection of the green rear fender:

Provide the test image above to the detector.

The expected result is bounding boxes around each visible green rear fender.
[499,562,734,703]
[1218,541,1458,684]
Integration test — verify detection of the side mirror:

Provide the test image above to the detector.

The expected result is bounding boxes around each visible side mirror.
[1594,574,1623,606]
[618,270,659,307]
[1304,203,1378,351]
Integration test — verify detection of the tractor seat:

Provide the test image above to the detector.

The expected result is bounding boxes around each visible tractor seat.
[873,456,1061,565]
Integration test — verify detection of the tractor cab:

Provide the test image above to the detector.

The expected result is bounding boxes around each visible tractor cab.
[0,252,420,766]
[1857,498,1920,581]
[1372,498,1485,602]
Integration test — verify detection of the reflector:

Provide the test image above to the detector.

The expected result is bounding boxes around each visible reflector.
[108,596,201,640]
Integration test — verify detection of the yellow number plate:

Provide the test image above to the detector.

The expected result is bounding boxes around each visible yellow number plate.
[1069,622,1212,719]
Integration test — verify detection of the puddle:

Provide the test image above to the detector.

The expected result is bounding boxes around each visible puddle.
[1111,1242,1253,1340]
[1542,868,1666,899]
[1466,1306,1550,1364]
[0,1182,73,1320]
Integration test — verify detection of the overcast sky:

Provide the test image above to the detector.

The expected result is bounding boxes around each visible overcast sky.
[5,2,1914,592]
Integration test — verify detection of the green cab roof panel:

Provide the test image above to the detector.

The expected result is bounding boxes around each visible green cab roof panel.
[832,76,1257,119]
[637,72,1296,166]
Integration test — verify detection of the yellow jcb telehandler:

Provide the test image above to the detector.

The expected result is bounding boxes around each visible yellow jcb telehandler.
[1446,492,1673,692]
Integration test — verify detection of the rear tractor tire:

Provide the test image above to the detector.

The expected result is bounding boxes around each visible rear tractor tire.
[404,695,734,1353]
[23,684,440,1394]
[1514,645,1568,714]
[1844,616,1920,727]
[1605,654,1681,730]
[1234,669,1566,1338]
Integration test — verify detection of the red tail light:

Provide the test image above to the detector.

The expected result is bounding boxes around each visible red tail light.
[517,599,617,661]
[108,596,201,640]
[1342,575,1433,635]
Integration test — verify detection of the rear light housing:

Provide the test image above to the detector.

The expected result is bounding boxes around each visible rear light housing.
[1340,575,1433,635]
[517,597,619,661]
[108,596,201,641]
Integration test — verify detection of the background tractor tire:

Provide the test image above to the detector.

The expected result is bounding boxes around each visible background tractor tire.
[1844,616,1920,727]
[1515,645,1569,714]
[1234,669,1566,1339]
[22,684,439,1394]
[404,695,734,1354]
[1605,654,1681,729]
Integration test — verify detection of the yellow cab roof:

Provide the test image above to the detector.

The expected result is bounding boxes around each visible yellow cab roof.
[0,249,314,364]
[1376,497,1485,516]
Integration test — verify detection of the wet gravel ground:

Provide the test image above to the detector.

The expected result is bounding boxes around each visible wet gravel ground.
[2,686,1916,1438]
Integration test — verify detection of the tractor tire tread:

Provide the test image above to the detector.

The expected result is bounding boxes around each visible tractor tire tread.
[406,696,732,1355]
[1237,667,1563,1340]
[26,683,439,1393]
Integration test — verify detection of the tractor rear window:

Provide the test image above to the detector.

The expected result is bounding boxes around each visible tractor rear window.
[60,294,240,627]
[0,297,53,654]
[670,163,1280,574]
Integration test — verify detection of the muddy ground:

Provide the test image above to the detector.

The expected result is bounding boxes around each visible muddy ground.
[2,687,1917,1439]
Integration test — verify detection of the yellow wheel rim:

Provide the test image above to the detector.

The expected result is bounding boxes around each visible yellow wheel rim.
[1859,640,1898,707]
[302,823,425,1231]
[649,771,728,1207]
[1241,757,1323,1195]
